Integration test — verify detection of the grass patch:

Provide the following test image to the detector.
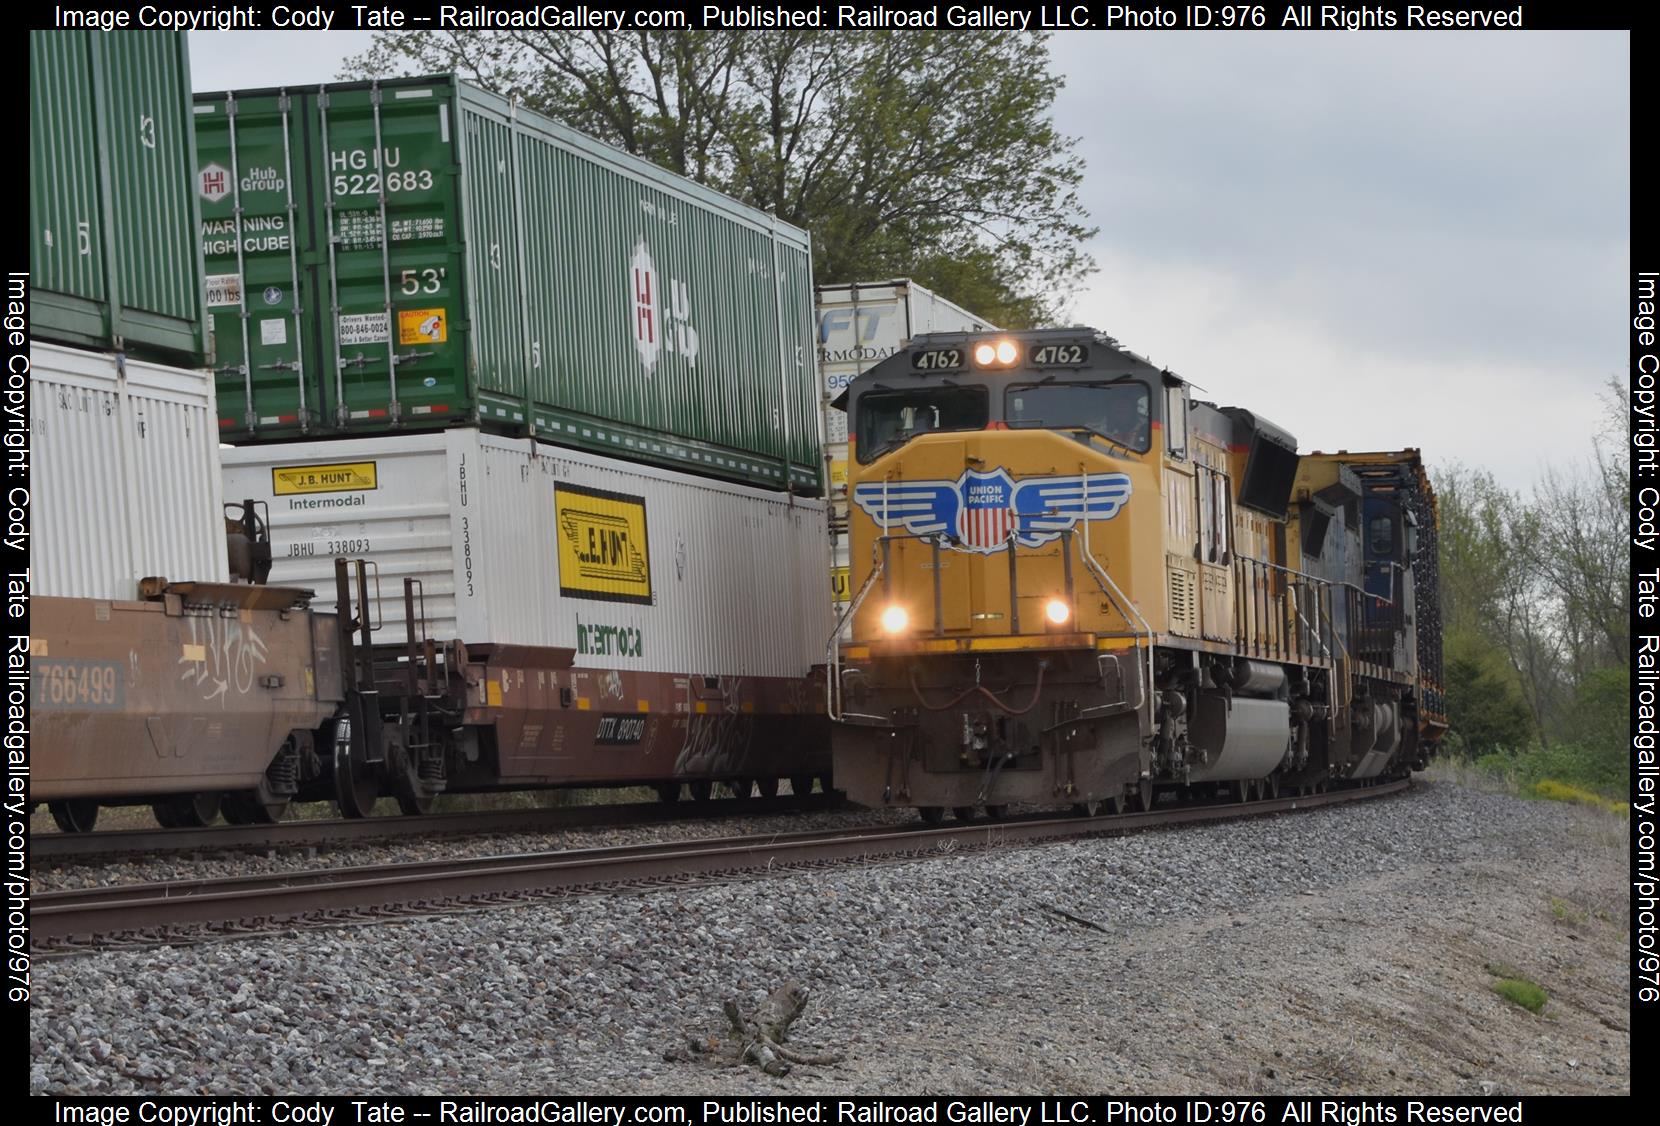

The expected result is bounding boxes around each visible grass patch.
[1491,977,1548,1014]
[1548,896,1590,926]
[1527,778,1627,816]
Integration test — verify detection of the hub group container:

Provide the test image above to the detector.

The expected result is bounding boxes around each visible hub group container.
[196,75,821,494]
[30,31,209,365]
[31,342,228,599]
[221,430,832,678]
[815,280,997,619]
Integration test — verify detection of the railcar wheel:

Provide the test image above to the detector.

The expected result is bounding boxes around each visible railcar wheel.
[1072,801,1101,817]
[789,775,815,797]
[918,806,945,824]
[152,792,221,828]
[984,804,1009,821]
[656,782,681,804]
[1232,780,1251,804]
[952,806,976,821]
[726,779,753,801]
[1103,794,1126,816]
[1264,774,1281,799]
[333,720,379,819]
[755,778,780,799]
[389,731,439,817]
[49,800,99,834]
[688,780,713,802]
[224,759,298,825]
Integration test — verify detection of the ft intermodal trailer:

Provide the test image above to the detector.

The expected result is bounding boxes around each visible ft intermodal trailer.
[196,75,821,494]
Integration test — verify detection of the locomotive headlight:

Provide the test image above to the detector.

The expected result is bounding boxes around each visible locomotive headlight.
[880,604,910,634]
[972,338,1021,368]
[1044,598,1072,625]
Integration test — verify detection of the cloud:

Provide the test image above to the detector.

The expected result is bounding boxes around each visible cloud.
[1047,30,1628,475]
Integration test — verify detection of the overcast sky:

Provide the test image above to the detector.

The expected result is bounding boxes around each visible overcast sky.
[189,30,1629,487]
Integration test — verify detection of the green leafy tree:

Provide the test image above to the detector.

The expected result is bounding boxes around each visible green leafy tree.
[1442,631,1536,755]
[342,30,1095,326]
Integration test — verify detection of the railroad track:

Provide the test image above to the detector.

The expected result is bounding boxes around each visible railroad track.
[32,778,1410,953]
[31,793,844,862]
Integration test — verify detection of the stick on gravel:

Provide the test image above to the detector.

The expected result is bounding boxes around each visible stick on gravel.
[723,984,844,1076]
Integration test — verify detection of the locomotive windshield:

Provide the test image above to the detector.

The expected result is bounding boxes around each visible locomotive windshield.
[856,386,989,462]
[1006,381,1150,451]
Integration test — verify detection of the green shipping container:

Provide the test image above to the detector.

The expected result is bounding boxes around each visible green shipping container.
[194,76,820,493]
[29,31,208,364]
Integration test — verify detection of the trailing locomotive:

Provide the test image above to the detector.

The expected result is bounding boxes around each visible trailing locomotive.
[828,327,1445,821]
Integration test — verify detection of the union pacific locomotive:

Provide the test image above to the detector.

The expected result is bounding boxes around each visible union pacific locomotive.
[828,327,1445,820]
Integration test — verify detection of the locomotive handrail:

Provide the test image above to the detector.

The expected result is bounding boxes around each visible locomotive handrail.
[826,544,886,722]
[1075,513,1155,737]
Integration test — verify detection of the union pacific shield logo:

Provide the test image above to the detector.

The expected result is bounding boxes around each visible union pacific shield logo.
[960,470,1017,550]
[852,469,1133,555]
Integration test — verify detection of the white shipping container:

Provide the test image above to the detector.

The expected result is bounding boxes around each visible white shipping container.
[30,341,228,599]
[221,430,834,679]
[816,280,998,630]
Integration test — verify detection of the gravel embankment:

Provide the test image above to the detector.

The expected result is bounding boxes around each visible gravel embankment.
[29,778,1630,1095]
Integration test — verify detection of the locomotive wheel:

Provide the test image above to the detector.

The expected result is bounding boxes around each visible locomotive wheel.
[952,806,976,821]
[918,806,945,824]
[333,722,380,819]
[789,775,815,797]
[1072,800,1101,818]
[754,778,780,799]
[49,800,99,834]
[688,780,713,802]
[152,792,221,828]
[655,782,681,804]
[984,804,1009,821]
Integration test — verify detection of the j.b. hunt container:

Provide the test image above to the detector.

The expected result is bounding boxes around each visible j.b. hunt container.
[221,429,832,680]
[195,75,821,493]
[30,31,209,365]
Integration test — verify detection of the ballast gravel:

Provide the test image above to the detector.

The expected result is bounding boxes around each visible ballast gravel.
[29,778,1630,1095]
[33,805,918,892]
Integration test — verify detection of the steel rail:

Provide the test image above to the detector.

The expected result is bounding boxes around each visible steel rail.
[33,779,1409,948]
[32,794,844,862]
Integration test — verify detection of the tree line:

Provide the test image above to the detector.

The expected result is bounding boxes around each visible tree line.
[1432,381,1628,790]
